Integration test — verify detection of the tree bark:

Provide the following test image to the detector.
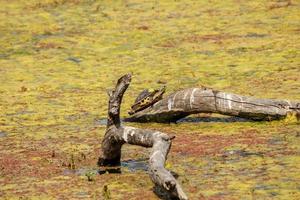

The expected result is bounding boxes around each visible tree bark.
[99,74,188,200]
[125,87,300,123]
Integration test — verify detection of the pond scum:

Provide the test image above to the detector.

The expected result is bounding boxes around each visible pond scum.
[0,0,299,199]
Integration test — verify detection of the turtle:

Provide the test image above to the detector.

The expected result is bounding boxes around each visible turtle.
[128,86,166,115]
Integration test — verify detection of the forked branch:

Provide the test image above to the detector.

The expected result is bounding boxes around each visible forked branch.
[99,74,188,199]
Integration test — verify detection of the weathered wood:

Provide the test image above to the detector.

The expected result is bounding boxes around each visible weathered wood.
[99,74,188,200]
[106,74,131,128]
[125,87,300,123]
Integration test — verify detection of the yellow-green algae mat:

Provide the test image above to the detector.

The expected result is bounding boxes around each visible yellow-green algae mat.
[0,0,299,199]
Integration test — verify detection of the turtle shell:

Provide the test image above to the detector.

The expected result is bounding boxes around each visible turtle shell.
[128,86,166,115]
[134,89,151,103]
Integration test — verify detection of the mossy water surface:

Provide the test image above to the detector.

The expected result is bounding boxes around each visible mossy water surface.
[0,0,299,199]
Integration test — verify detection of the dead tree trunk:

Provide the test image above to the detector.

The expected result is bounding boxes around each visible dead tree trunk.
[99,74,188,200]
[125,87,300,123]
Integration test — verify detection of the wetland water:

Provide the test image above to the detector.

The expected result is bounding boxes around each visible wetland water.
[0,1,299,199]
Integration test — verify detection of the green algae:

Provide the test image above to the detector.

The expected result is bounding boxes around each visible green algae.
[0,0,299,199]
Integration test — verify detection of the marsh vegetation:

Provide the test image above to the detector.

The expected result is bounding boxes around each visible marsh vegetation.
[0,0,299,199]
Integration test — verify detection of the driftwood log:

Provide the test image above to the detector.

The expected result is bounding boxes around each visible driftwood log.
[126,87,300,123]
[99,74,188,200]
